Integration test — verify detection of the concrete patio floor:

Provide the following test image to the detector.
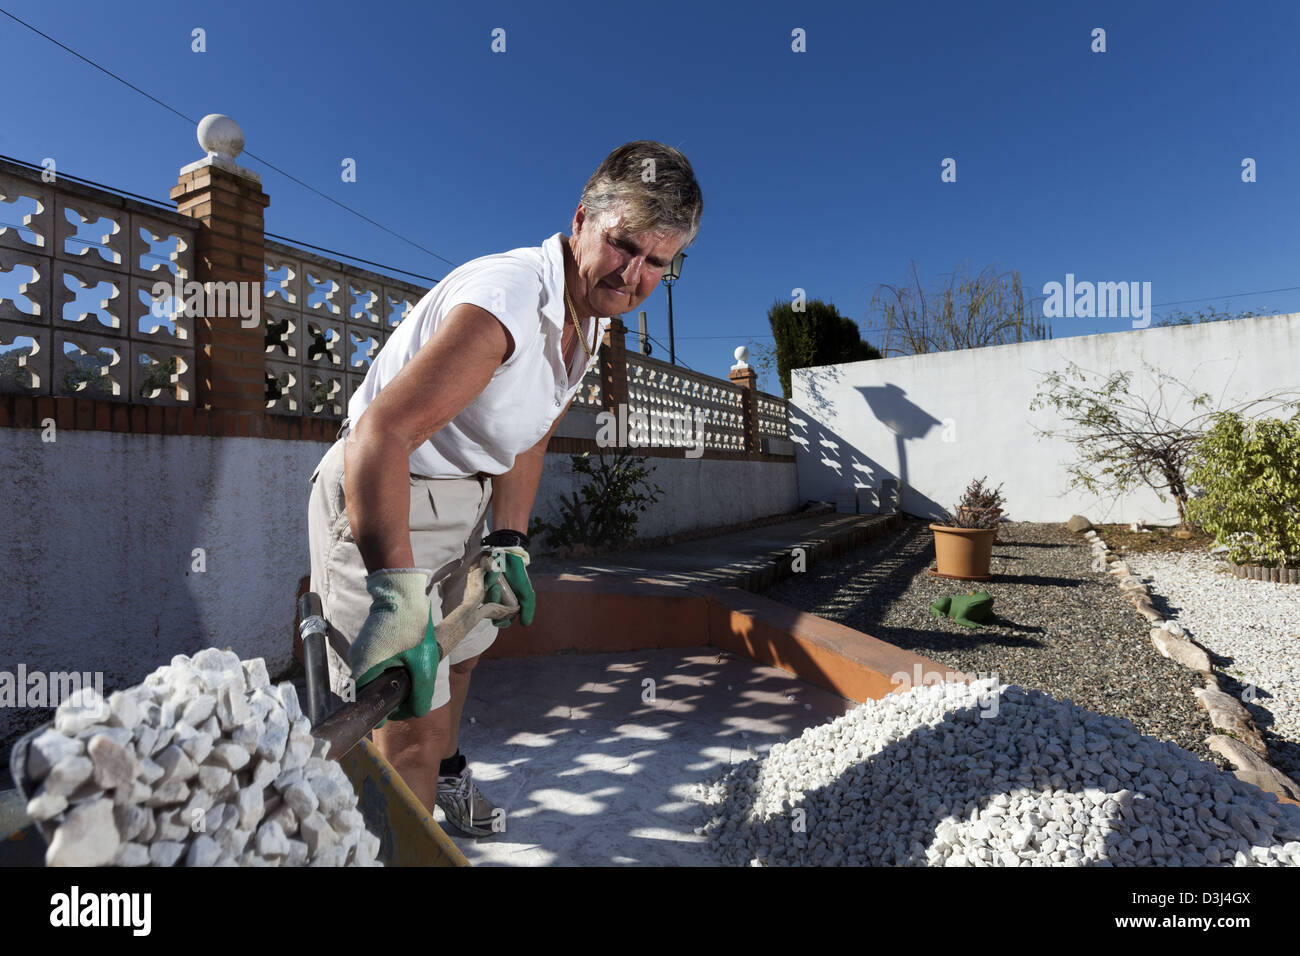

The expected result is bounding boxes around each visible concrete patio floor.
[436,646,853,866]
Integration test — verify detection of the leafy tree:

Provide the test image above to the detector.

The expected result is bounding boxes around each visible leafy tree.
[0,342,36,389]
[759,297,881,399]
[139,355,181,400]
[866,260,1048,357]
[1030,361,1299,527]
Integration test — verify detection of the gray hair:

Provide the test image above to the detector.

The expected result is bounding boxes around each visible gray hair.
[579,141,703,249]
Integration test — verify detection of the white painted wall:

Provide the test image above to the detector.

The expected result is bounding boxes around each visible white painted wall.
[1,420,796,740]
[791,314,1300,525]
[0,431,324,743]
[536,446,799,543]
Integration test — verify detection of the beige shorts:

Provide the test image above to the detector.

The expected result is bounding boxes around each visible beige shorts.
[307,433,500,712]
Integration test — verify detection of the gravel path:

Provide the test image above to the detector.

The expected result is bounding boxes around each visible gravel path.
[760,518,1223,770]
[1123,550,1300,778]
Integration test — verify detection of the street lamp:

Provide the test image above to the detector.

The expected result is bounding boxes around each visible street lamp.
[661,251,686,365]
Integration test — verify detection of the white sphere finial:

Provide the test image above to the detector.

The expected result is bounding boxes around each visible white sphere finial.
[732,346,750,370]
[197,114,244,161]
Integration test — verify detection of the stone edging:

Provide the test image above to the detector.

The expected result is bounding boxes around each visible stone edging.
[1081,527,1300,803]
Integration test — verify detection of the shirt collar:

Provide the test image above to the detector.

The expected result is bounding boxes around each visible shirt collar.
[543,232,614,332]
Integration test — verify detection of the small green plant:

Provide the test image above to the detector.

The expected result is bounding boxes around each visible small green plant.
[529,448,664,554]
[1185,406,1300,568]
[942,476,1006,529]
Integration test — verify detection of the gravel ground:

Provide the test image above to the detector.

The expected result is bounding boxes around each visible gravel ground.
[1123,549,1300,779]
[761,518,1224,771]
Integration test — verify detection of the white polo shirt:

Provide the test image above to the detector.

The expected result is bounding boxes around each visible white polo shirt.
[348,232,610,478]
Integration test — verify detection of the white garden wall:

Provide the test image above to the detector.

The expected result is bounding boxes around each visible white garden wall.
[791,313,1300,525]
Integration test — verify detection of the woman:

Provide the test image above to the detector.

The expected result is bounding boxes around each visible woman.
[307,141,703,836]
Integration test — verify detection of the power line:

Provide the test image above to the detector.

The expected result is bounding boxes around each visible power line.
[1152,286,1300,309]
[264,233,441,285]
[676,333,776,340]
[0,7,458,269]
[0,152,178,210]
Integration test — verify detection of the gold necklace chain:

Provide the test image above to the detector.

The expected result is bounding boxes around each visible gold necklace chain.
[565,286,595,361]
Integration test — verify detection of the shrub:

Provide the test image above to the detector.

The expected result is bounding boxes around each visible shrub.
[1185,407,1300,567]
[942,476,1006,530]
[529,449,664,554]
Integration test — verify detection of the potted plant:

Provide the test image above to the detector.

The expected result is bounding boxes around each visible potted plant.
[930,477,1006,580]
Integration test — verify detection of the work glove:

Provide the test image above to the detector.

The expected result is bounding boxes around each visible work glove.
[482,535,535,628]
[349,568,439,722]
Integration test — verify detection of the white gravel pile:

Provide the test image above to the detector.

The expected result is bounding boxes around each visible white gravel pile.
[1123,549,1300,776]
[23,648,382,867]
[699,679,1300,866]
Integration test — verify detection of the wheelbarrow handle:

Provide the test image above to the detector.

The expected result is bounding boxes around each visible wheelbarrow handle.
[301,563,518,758]
[311,666,412,760]
[297,592,331,728]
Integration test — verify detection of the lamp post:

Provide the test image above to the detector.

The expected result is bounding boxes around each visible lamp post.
[661,251,686,365]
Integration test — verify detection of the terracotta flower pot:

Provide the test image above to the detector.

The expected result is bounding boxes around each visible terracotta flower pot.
[930,524,996,580]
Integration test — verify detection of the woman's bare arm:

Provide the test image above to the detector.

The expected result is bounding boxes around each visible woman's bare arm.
[344,303,512,571]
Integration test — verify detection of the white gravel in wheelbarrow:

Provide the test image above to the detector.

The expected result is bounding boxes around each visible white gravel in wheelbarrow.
[22,648,382,867]
[698,679,1300,866]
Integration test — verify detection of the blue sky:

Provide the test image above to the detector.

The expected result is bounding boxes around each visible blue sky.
[3,0,1298,393]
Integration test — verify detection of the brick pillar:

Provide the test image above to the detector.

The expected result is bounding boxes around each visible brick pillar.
[600,315,628,415]
[729,362,759,454]
[169,116,269,416]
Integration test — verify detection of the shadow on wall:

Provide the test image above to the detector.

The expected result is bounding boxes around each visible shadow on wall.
[789,382,947,521]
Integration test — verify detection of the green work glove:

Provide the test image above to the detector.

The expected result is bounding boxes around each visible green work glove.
[350,568,440,722]
[483,546,535,627]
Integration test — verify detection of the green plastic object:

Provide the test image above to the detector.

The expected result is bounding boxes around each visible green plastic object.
[930,591,994,629]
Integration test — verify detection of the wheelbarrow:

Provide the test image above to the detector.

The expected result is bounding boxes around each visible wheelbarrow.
[4,563,517,867]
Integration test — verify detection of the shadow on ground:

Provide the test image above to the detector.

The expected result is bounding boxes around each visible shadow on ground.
[437,647,853,866]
